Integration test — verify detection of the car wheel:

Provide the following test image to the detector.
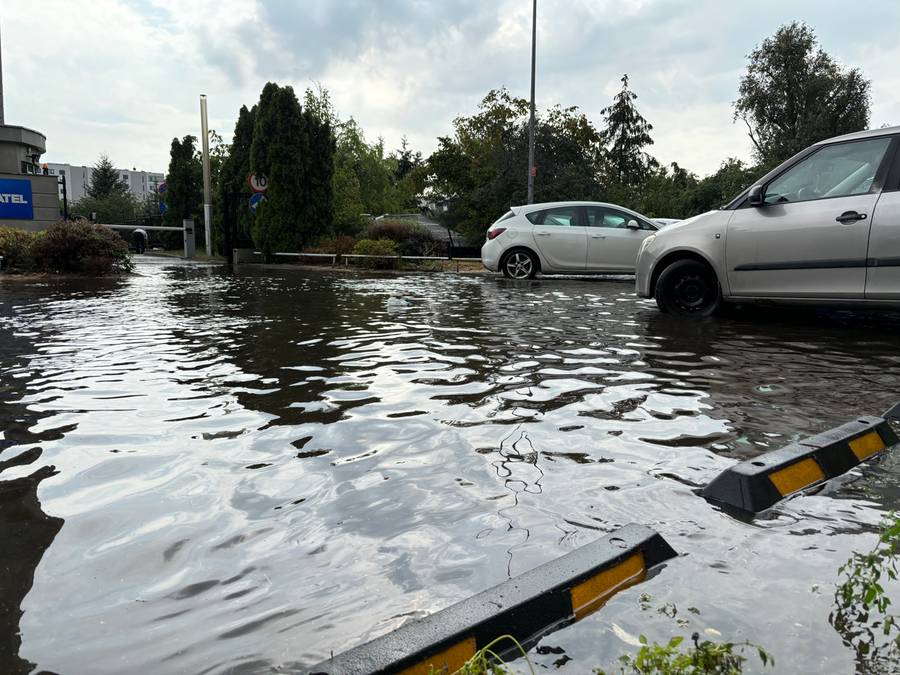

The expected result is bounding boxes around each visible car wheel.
[655,259,720,317]
[501,250,538,279]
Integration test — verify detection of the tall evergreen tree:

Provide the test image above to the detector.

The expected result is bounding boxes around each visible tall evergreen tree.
[86,154,128,199]
[163,136,202,227]
[734,22,871,168]
[217,105,257,246]
[303,107,335,243]
[250,82,336,255]
[599,75,656,187]
[250,83,310,255]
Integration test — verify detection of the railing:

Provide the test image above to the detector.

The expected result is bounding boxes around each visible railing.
[237,250,482,268]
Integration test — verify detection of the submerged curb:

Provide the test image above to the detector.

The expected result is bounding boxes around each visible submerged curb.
[308,524,677,675]
[702,415,899,514]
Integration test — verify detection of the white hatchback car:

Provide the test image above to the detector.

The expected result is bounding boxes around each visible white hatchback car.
[481,201,658,279]
[636,125,900,316]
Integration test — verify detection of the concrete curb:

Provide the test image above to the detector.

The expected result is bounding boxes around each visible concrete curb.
[702,415,899,514]
[308,523,677,675]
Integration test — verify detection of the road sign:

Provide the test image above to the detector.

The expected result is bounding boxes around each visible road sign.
[157,182,168,195]
[158,201,167,215]
[249,193,267,214]
[248,173,269,193]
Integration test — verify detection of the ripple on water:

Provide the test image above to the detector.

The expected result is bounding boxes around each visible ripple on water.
[1,263,900,673]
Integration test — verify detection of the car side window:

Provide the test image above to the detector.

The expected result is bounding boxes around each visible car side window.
[585,206,654,230]
[527,207,579,226]
[764,137,892,205]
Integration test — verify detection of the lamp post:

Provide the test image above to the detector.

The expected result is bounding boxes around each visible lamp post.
[526,0,537,204]
[200,94,212,256]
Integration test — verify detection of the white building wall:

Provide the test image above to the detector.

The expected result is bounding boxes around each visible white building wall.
[46,163,164,204]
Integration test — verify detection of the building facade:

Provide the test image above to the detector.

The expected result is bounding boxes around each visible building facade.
[45,163,164,203]
[0,125,59,231]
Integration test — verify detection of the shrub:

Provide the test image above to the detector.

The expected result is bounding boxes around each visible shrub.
[399,226,443,257]
[0,226,38,271]
[30,221,132,274]
[366,219,414,242]
[351,238,398,269]
[305,234,357,255]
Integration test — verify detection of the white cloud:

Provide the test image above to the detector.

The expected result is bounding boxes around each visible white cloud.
[3,0,900,177]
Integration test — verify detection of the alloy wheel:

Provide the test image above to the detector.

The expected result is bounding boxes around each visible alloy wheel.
[504,252,534,279]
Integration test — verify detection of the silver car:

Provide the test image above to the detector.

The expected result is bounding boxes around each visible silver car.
[481,201,658,279]
[636,125,900,316]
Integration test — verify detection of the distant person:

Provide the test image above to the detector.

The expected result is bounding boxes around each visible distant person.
[133,229,148,254]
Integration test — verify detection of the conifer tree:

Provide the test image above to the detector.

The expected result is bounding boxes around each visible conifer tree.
[163,136,202,228]
[600,75,656,187]
[250,83,309,256]
[86,154,128,199]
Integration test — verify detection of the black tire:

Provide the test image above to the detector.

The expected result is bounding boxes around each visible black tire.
[501,249,539,279]
[655,259,721,317]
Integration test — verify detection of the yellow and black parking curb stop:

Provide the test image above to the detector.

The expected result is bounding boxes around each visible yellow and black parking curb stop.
[308,524,677,675]
[702,415,899,515]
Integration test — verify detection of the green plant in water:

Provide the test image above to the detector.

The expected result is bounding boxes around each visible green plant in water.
[831,511,900,670]
[596,632,773,675]
[433,635,535,675]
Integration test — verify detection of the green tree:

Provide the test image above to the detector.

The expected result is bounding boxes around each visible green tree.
[250,82,333,254]
[425,88,603,241]
[163,135,202,225]
[305,84,401,232]
[303,106,335,242]
[86,154,128,199]
[600,74,656,188]
[734,22,871,168]
[72,191,138,223]
[217,104,257,249]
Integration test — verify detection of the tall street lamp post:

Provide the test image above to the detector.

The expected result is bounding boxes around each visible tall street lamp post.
[527,0,537,204]
[200,95,212,256]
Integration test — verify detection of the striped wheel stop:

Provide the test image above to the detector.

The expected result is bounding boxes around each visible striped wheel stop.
[701,415,899,515]
[308,524,677,675]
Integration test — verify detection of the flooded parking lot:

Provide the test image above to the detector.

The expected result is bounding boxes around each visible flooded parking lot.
[2,259,900,674]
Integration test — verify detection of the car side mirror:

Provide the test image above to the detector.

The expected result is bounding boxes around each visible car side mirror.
[747,185,765,207]
[626,219,640,230]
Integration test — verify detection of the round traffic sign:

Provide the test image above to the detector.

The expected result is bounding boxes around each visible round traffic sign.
[248,173,269,193]
[157,181,168,195]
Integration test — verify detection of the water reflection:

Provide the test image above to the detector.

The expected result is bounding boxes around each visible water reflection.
[1,263,899,673]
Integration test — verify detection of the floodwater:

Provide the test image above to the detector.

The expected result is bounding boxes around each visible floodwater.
[2,259,900,675]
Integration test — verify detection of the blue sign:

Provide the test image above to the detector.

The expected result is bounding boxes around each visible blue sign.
[0,179,34,220]
[157,182,168,195]
[249,192,267,214]
[158,201,168,215]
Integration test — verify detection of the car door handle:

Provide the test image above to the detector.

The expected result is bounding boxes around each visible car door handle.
[590,234,605,239]
[836,211,867,224]
[535,231,551,236]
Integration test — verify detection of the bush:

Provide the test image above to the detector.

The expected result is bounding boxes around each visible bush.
[304,234,357,255]
[29,221,132,274]
[366,219,414,242]
[351,238,398,269]
[400,226,443,257]
[0,226,38,271]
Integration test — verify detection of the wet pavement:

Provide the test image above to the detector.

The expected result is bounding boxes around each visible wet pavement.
[2,259,900,674]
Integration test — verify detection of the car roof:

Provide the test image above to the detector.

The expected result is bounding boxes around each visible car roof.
[511,201,652,218]
[815,124,900,145]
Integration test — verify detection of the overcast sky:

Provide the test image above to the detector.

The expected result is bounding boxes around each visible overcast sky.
[4,0,899,176]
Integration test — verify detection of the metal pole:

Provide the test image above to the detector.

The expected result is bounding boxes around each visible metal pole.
[61,174,69,220]
[526,0,537,204]
[200,95,213,256]
[0,19,5,125]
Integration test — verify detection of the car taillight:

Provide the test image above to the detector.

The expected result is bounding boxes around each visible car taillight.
[487,227,506,240]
